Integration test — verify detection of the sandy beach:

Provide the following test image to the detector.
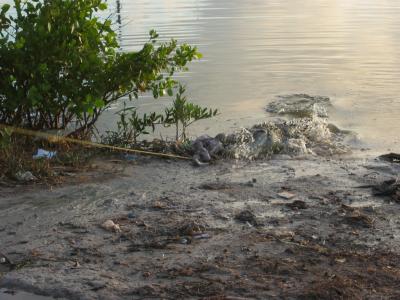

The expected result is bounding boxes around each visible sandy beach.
[1,153,400,299]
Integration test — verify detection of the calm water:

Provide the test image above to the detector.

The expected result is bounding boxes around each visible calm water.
[2,0,400,150]
[114,0,400,150]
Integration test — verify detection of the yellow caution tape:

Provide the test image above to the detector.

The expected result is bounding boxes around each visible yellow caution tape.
[0,123,191,160]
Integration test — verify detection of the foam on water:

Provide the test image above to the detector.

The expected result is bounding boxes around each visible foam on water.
[217,94,352,159]
[222,116,348,160]
[266,94,331,118]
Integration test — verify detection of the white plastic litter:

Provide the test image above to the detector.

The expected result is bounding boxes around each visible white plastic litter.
[33,149,57,159]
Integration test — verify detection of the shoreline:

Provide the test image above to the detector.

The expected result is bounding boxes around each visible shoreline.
[1,153,400,299]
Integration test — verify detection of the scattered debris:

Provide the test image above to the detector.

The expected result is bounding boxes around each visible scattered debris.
[2,156,400,299]
[101,220,121,232]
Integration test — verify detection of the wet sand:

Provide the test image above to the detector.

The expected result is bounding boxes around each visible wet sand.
[0,288,57,300]
[1,154,400,299]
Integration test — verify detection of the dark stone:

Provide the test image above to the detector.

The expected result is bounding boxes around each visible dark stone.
[235,210,259,226]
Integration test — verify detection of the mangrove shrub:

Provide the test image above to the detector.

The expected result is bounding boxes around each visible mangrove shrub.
[0,0,200,136]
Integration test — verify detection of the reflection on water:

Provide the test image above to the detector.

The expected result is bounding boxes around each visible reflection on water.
[1,0,400,149]
[104,0,400,150]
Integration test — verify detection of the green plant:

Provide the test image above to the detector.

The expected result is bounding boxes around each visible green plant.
[103,103,164,146]
[164,85,219,141]
[0,127,12,150]
[0,129,43,178]
[0,0,200,136]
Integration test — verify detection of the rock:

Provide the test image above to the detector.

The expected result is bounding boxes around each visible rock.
[192,135,224,163]
[378,153,400,163]
[235,210,259,226]
[278,191,296,200]
[101,220,121,232]
[179,238,189,245]
[15,171,37,182]
[179,221,206,236]
[286,200,308,210]
[372,178,400,202]
[344,211,374,228]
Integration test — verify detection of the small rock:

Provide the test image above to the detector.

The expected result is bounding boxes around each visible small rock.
[344,212,374,228]
[278,191,296,200]
[245,182,255,187]
[179,238,189,245]
[235,210,258,226]
[0,257,6,264]
[101,220,121,232]
[101,198,120,208]
[286,200,308,210]
[152,201,166,209]
[15,171,37,182]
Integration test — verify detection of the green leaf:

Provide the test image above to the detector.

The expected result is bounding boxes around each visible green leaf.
[94,99,105,108]
[98,3,108,10]
[1,4,10,13]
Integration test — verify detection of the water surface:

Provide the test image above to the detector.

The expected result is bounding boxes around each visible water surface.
[101,0,400,150]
